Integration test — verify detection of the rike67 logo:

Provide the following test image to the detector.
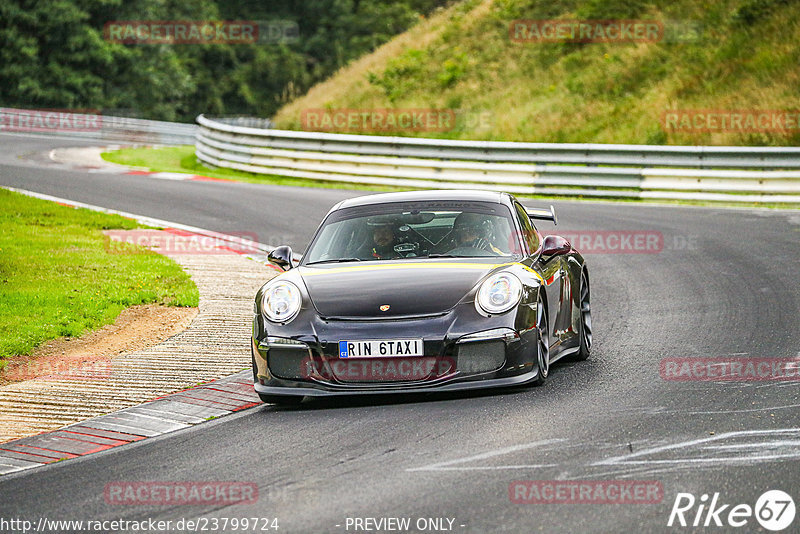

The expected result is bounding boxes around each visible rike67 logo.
[668,490,795,531]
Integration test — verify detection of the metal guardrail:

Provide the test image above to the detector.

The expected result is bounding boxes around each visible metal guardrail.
[207,116,274,129]
[0,108,196,145]
[194,114,800,203]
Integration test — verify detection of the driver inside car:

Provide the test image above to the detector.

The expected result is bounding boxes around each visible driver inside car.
[358,222,401,260]
[449,212,504,254]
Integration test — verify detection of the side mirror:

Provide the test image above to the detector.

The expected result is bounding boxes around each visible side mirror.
[541,235,571,258]
[268,245,293,271]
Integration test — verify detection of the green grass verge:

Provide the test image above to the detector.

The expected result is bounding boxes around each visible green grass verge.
[0,188,199,366]
[101,146,408,192]
[102,145,800,210]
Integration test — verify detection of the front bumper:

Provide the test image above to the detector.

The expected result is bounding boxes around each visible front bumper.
[254,370,540,397]
[251,308,542,397]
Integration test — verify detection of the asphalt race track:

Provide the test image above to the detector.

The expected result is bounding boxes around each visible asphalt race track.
[1,132,799,533]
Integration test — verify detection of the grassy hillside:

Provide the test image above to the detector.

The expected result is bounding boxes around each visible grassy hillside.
[272,0,800,146]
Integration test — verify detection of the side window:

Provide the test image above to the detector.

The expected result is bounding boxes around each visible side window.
[514,202,540,254]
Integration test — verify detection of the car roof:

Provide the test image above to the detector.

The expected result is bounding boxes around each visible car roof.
[335,190,510,210]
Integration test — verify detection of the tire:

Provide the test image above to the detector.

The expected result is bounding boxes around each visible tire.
[258,394,304,406]
[531,297,550,387]
[251,345,258,383]
[574,269,592,361]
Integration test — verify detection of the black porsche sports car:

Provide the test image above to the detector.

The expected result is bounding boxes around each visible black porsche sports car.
[251,190,591,404]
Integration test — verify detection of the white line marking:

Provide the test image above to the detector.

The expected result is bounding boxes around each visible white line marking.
[702,440,800,450]
[593,428,800,467]
[648,402,800,416]
[414,465,559,471]
[596,453,800,466]
[407,439,565,472]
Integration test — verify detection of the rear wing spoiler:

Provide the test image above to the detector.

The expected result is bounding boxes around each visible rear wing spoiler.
[526,205,557,225]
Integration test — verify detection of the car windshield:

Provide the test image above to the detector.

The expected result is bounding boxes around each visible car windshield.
[303,201,523,264]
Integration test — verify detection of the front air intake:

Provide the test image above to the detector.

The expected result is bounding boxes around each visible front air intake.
[456,341,506,374]
[267,347,311,380]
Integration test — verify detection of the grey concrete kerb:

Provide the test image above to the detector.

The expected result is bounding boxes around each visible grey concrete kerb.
[0,245,276,446]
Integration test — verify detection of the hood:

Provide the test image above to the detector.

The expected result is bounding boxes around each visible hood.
[298,261,501,318]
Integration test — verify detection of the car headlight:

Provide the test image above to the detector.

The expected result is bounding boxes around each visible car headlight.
[261,280,302,323]
[476,272,522,315]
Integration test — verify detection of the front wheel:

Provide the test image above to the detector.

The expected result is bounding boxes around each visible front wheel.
[531,298,550,387]
[574,270,592,361]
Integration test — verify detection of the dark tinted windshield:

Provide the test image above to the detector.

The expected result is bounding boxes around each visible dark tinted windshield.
[303,201,522,264]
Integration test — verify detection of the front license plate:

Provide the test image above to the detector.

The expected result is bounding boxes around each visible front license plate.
[339,339,424,358]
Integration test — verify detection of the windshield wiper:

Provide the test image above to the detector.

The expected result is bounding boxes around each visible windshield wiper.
[425,253,459,258]
[306,258,362,265]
